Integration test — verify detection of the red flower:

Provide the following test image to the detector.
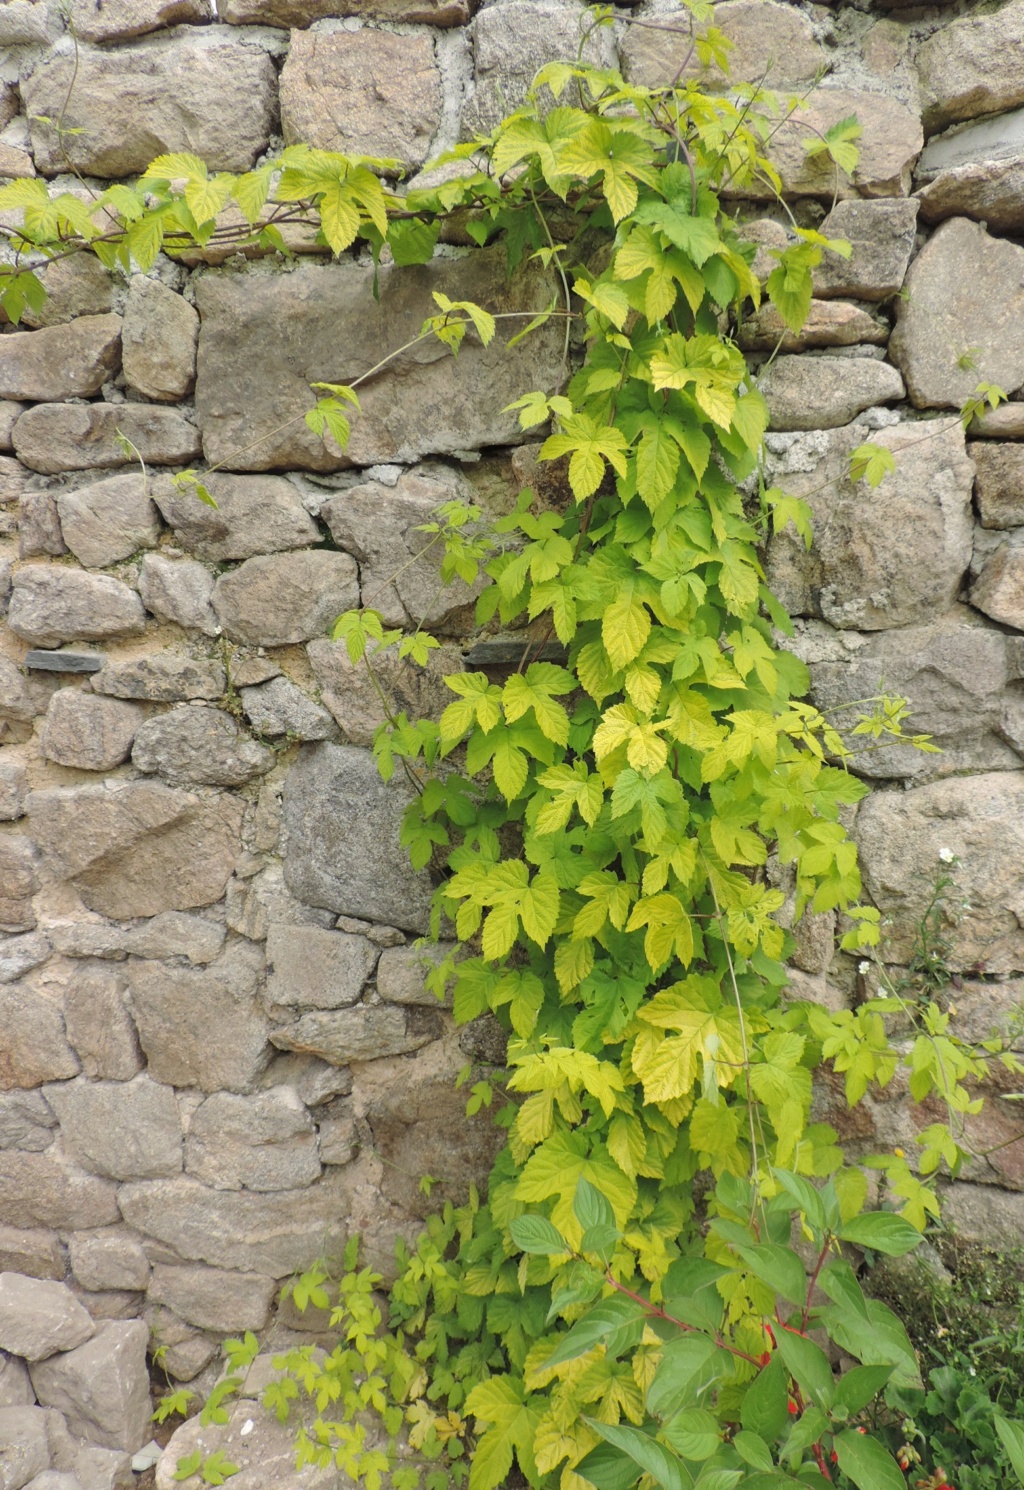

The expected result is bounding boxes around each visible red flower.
[787,1399,799,1415]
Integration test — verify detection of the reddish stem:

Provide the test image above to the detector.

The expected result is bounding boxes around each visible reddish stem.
[606,1274,763,1367]
[801,1238,831,1334]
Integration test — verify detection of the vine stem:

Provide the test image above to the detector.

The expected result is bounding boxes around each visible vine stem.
[604,1272,764,1368]
[700,850,769,1223]
[801,1237,832,1334]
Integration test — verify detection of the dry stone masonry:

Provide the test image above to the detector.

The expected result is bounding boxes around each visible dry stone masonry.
[2,0,1024,1483]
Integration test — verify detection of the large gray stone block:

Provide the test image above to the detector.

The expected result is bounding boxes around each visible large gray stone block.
[223,0,472,20]
[63,967,143,1083]
[917,110,1024,235]
[0,977,80,1089]
[971,442,1024,528]
[0,1351,33,1408]
[70,1444,133,1490]
[27,782,244,919]
[264,924,377,1010]
[183,1089,320,1192]
[306,636,461,747]
[211,550,358,648]
[193,251,563,471]
[42,1078,182,1182]
[812,199,919,302]
[377,942,455,1006]
[19,494,68,563]
[792,610,1020,780]
[18,493,68,563]
[7,569,146,649]
[0,662,43,733]
[0,1275,94,1362]
[238,677,334,741]
[30,1320,151,1453]
[24,32,278,178]
[760,356,905,431]
[128,947,270,1093]
[0,317,122,403]
[0,1154,119,1232]
[117,1170,353,1276]
[0,3,50,45]
[621,0,824,91]
[25,257,116,332]
[91,656,225,703]
[970,536,1024,631]
[69,1230,150,1295]
[0,1405,50,1490]
[463,1,607,135]
[280,29,441,171]
[154,1395,336,1490]
[736,300,887,354]
[0,1230,65,1285]
[916,0,1024,131]
[151,474,316,562]
[124,913,225,965]
[137,555,218,637]
[940,1184,1024,1251]
[890,218,1024,410]
[320,467,486,630]
[270,1005,443,1064]
[131,707,273,787]
[40,691,145,772]
[970,402,1024,440]
[282,743,434,931]
[0,936,51,987]
[918,157,1024,235]
[0,835,39,935]
[855,772,1024,974]
[147,1264,276,1334]
[724,86,923,200]
[12,404,202,477]
[121,278,199,403]
[56,476,161,569]
[0,1092,57,1154]
[67,0,211,40]
[765,417,974,630]
[0,763,25,824]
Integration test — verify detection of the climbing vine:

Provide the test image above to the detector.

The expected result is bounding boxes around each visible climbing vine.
[3,12,1023,1490]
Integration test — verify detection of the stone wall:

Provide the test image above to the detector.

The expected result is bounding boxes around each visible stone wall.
[2,0,1024,1475]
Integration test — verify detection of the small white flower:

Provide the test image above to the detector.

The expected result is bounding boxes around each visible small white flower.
[858,960,870,975]
[241,1420,254,1437]
[938,846,955,864]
